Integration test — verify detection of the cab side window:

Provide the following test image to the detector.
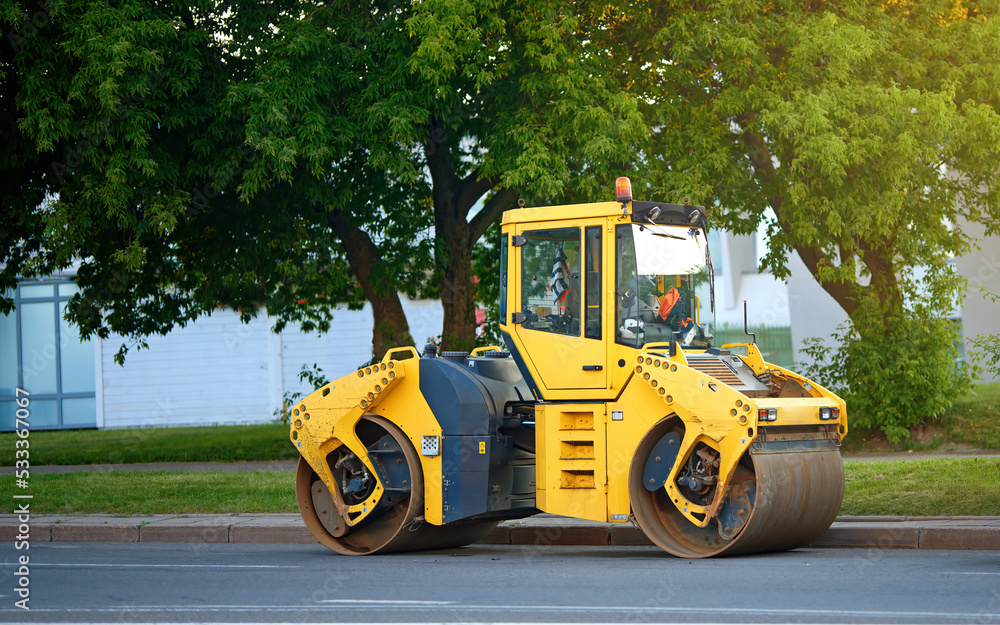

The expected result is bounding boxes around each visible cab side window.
[500,233,508,321]
[584,226,601,340]
[616,225,640,346]
[519,228,581,337]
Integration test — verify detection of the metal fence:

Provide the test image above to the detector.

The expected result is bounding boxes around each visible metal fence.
[715,325,794,369]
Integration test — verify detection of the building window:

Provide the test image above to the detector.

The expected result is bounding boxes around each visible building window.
[706,228,724,275]
[0,281,97,430]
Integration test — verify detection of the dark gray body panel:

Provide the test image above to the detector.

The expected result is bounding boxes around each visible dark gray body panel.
[419,354,536,522]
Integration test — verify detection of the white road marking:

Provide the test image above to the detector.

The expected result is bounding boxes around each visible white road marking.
[0,621,860,625]
[318,599,456,605]
[31,563,291,569]
[1,604,997,622]
[471,605,1000,620]
[943,571,1000,575]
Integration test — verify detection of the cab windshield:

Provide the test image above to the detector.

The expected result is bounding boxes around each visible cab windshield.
[616,223,715,349]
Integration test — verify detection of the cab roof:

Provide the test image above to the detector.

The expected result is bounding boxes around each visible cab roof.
[501,200,707,228]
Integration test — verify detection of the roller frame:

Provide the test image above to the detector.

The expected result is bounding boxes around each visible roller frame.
[290,354,410,529]
[628,415,845,558]
[632,352,757,527]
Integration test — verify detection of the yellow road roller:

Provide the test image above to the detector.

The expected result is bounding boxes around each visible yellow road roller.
[289,178,847,558]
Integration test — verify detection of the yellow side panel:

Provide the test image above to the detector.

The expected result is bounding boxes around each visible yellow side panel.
[364,376,445,526]
[605,383,673,522]
[536,403,608,522]
[290,357,447,526]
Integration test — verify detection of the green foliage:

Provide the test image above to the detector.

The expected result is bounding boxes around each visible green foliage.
[1,0,370,358]
[635,0,1000,270]
[972,333,1000,378]
[802,305,976,442]
[2,0,649,360]
[618,0,999,440]
[3,0,998,376]
[840,379,1000,451]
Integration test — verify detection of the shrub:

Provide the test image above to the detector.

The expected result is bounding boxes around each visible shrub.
[802,307,977,442]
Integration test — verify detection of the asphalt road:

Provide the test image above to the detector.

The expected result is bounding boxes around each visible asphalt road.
[1,543,999,624]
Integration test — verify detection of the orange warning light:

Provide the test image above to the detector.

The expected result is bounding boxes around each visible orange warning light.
[615,177,632,203]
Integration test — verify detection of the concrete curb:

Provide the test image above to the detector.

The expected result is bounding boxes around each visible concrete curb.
[3,514,999,550]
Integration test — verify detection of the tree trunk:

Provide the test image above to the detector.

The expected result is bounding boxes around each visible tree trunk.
[791,241,863,318]
[437,216,477,351]
[327,210,413,360]
[433,189,520,352]
[424,117,516,352]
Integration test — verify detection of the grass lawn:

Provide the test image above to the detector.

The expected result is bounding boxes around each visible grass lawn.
[841,457,1000,516]
[5,458,998,516]
[6,471,297,515]
[0,422,297,466]
[941,382,1000,450]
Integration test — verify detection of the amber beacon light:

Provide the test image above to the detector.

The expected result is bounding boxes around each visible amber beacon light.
[615,176,632,203]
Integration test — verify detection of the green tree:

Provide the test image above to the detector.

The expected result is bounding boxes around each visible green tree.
[2,0,647,362]
[616,0,1000,435]
[230,0,647,353]
[2,0,234,354]
[1,0,430,361]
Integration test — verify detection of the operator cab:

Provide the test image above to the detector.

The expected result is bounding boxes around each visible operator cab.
[500,178,717,401]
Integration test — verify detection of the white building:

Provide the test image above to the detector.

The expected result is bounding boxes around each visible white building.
[955,220,1000,382]
[0,274,443,430]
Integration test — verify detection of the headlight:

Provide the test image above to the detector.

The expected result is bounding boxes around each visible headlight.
[819,407,840,421]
